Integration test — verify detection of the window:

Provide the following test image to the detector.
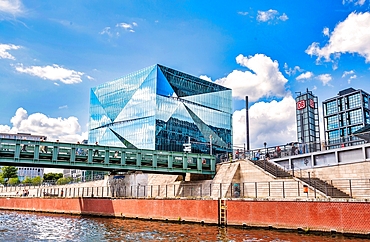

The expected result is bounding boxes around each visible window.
[363,94,369,109]
[325,101,338,115]
[348,93,361,109]
[348,109,362,125]
[326,115,338,130]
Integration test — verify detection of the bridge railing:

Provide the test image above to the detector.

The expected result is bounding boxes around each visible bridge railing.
[2,178,370,200]
[0,138,216,174]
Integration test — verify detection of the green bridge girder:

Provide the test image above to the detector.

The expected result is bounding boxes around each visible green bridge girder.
[0,138,216,175]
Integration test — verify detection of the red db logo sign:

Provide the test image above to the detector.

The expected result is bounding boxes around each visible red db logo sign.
[297,100,306,110]
[309,99,315,108]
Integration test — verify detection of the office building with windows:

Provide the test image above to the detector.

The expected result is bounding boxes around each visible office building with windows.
[295,89,321,153]
[322,88,370,149]
[88,64,233,158]
[0,132,46,181]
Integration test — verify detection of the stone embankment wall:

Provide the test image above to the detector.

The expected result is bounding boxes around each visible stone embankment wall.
[0,197,369,236]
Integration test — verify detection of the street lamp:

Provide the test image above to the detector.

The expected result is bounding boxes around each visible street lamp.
[264,142,267,155]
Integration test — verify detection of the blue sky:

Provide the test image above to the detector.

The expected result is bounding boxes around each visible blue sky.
[1,0,370,150]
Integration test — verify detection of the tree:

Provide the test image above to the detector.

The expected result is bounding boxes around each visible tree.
[1,166,18,182]
[43,172,63,181]
[8,177,19,185]
[56,177,73,185]
[31,176,42,185]
[22,177,33,184]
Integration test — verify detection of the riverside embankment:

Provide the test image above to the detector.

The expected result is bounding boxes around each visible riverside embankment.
[1,197,370,237]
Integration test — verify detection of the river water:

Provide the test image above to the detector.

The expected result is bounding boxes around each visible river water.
[0,210,367,242]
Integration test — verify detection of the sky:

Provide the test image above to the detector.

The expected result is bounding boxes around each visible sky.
[1,0,370,152]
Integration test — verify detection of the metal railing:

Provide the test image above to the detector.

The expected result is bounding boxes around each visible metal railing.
[238,130,370,161]
[0,138,216,174]
[2,178,370,199]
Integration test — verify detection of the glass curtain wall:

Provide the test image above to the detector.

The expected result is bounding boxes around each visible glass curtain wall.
[295,90,321,153]
[323,88,370,149]
[89,64,232,159]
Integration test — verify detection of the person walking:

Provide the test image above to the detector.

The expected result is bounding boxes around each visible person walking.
[40,137,46,153]
[93,141,99,156]
[291,144,296,156]
[21,137,28,152]
[255,150,261,160]
[265,151,270,161]
[276,146,281,158]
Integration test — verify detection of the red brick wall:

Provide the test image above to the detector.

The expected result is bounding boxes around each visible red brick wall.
[0,198,219,224]
[226,200,370,234]
[0,198,369,234]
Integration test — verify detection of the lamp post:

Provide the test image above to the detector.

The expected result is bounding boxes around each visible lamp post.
[264,142,267,155]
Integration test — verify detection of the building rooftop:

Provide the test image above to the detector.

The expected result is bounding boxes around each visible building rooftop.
[338,87,357,96]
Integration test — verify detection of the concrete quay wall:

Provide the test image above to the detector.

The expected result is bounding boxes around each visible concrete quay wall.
[1,197,370,235]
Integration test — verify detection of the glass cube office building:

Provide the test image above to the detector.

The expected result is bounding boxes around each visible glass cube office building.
[323,87,370,149]
[88,64,233,157]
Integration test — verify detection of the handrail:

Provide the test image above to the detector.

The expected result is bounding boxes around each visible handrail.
[2,178,369,199]
[0,138,216,175]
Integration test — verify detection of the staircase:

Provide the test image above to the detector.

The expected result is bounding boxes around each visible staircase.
[249,159,350,198]
[249,159,291,178]
[211,162,239,198]
[298,177,351,198]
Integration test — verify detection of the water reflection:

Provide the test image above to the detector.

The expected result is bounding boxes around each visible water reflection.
[0,211,367,241]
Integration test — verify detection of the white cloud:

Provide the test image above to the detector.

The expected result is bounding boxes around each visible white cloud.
[284,63,302,76]
[342,70,354,77]
[116,22,137,32]
[199,75,212,82]
[257,9,277,22]
[15,64,84,84]
[99,27,112,37]
[257,9,288,22]
[306,12,370,63]
[215,54,288,101]
[279,13,289,21]
[0,43,20,60]
[342,70,357,84]
[86,75,94,80]
[0,124,11,133]
[0,0,23,15]
[101,22,137,37]
[2,107,87,143]
[233,95,297,149]
[323,27,330,37]
[342,0,366,6]
[238,11,248,16]
[348,75,357,84]
[296,71,314,81]
[316,74,332,86]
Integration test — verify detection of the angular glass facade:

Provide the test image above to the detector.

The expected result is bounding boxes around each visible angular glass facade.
[323,88,370,149]
[89,64,232,158]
